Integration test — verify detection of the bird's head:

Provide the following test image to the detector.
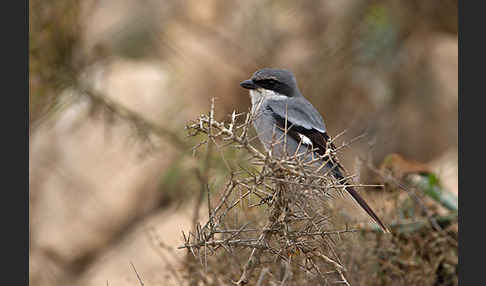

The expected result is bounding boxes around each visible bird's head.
[240,68,301,99]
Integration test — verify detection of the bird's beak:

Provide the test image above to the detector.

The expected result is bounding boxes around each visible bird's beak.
[240,79,257,90]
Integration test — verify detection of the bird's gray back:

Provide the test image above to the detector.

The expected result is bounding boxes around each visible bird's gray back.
[264,96,327,133]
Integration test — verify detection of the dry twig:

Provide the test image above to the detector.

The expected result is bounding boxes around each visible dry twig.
[179,99,378,285]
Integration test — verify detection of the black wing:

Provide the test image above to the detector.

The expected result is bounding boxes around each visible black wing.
[267,99,390,233]
[265,97,342,169]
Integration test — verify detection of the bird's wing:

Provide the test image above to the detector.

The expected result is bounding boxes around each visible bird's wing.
[265,97,327,133]
[266,97,390,233]
[265,97,337,159]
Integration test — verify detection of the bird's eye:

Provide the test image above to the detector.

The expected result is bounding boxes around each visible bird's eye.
[254,78,279,89]
[263,79,278,87]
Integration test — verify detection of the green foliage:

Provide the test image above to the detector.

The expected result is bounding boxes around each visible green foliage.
[420,173,458,212]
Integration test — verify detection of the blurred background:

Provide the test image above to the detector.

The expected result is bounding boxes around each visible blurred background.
[29,0,457,285]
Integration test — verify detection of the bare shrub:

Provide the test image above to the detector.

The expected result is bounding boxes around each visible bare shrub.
[180,98,381,285]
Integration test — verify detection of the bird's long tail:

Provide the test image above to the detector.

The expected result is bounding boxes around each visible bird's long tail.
[331,167,390,233]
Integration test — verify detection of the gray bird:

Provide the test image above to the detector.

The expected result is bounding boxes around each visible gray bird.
[240,68,389,233]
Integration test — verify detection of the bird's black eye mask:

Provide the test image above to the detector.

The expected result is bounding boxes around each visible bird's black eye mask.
[254,79,293,97]
[254,79,279,89]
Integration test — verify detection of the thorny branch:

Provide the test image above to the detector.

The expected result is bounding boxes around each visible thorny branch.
[180,99,378,285]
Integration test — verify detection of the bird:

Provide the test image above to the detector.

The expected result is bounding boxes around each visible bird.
[240,68,390,233]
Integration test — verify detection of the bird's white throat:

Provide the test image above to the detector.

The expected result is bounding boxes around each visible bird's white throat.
[249,88,287,114]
